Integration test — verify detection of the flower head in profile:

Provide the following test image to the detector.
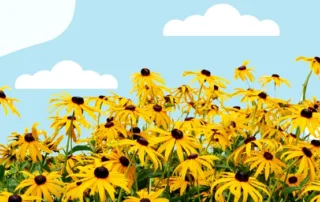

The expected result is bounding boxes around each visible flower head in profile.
[259,74,291,88]
[234,60,255,82]
[0,86,20,117]
[183,69,229,88]
[296,56,320,76]
[49,92,100,120]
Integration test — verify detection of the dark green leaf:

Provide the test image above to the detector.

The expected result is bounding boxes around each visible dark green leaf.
[70,145,92,155]
[0,165,5,181]
[283,186,301,195]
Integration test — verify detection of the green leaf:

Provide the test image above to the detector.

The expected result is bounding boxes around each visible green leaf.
[0,165,5,181]
[283,186,301,195]
[70,145,92,155]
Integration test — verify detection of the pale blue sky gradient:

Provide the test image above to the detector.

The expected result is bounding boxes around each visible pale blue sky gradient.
[1,0,320,144]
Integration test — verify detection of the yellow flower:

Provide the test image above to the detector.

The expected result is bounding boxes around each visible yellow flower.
[173,153,218,180]
[245,149,285,180]
[108,104,150,126]
[168,174,208,196]
[87,95,109,108]
[15,171,64,202]
[117,136,164,171]
[49,92,100,120]
[130,68,166,90]
[12,123,51,162]
[171,84,198,103]
[0,144,16,168]
[211,172,269,202]
[183,69,229,88]
[259,74,291,87]
[301,180,320,202]
[296,56,320,75]
[0,86,20,117]
[144,103,172,129]
[281,145,318,181]
[124,189,169,202]
[234,60,255,82]
[94,117,127,142]
[0,192,39,202]
[71,161,130,201]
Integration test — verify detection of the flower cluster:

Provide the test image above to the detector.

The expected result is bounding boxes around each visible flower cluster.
[1,56,320,202]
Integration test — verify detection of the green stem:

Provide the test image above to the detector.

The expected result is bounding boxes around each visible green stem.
[63,112,75,177]
[301,70,313,102]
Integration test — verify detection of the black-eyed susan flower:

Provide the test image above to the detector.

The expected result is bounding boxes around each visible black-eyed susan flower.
[42,131,64,153]
[0,86,20,117]
[279,106,320,138]
[296,56,320,76]
[15,171,64,202]
[131,84,170,106]
[50,115,91,142]
[301,180,320,202]
[212,171,269,202]
[276,173,306,197]
[71,161,130,201]
[148,127,201,162]
[94,117,127,142]
[0,192,39,202]
[62,181,87,202]
[173,153,218,180]
[183,69,229,88]
[171,85,198,104]
[144,103,171,129]
[117,136,164,171]
[12,123,51,162]
[234,60,255,82]
[245,149,285,180]
[49,92,100,120]
[259,74,291,87]
[0,144,16,168]
[123,189,169,202]
[108,104,150,126]
[281,145,318,180]
[88,95,109,108]
[130,68,166,91]
[168,174,208,196]
[104,148,136,188]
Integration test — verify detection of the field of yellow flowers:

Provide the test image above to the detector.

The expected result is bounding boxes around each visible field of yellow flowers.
[1,56,320,202]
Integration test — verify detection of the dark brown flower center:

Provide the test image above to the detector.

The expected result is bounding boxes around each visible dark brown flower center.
[94,166,109,178]
[8,194,22,202]
[131,127,141,134]
[244,136,256,144]
[137,137,149,146]
[308,107,317,112]
[290,133,296,138]
[302,147,313,157]
[230,121,236,128]
[263,152,274,160]
[271,74,280,78]
[288,176,298,184]
[184,117,194,121]
[187,154,198,159]
[125,105,136,111]
[0,90,6,99]
[76,181,82,186]
[300,109,313,118]
[107,117,114,122]
[24,133,35,142]
[99,95,107,100]
[258,92,267,99]
[171,129,184,140]
[238,66,246,70]
[71,96,84,105]
[314,104,319,109]
[140,199,151,202]
[201,69,211,77]
[235,172,249,182]
[233,106,241,110]
[141,68,151,76]
[67,116,76,120]
[214,85,219,90]
[311,140,320,147]
[104,121,114,128]
[34,175,47,185]
[101,156,109,162]
[314,57,320,63]
[153,104,162,112]
[133,134,142,140]
[119,156,130,166]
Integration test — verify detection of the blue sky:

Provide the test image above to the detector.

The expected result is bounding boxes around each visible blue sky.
[1,0,320,144]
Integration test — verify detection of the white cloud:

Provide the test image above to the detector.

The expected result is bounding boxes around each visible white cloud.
[0,0,76,57]
[15,61,118,89]
[163,4,280,36]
